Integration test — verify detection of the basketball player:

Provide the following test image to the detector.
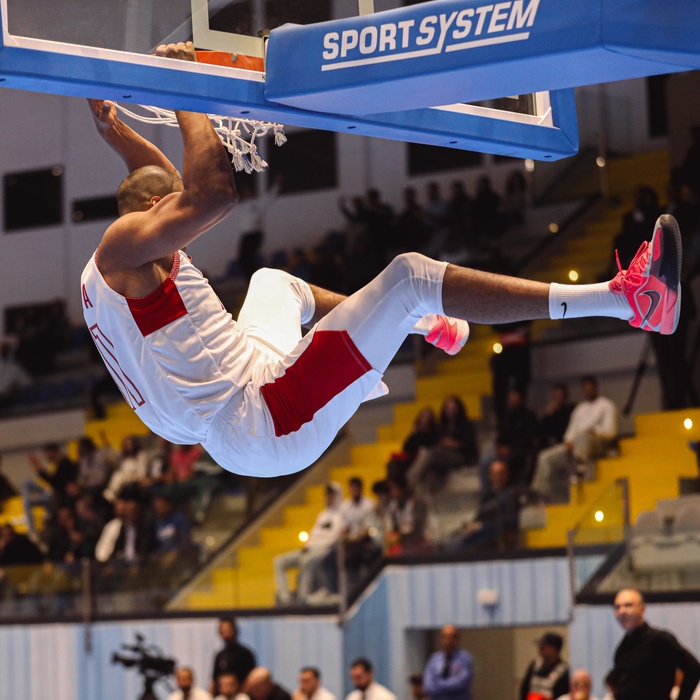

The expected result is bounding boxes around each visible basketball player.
[81,41,681,478]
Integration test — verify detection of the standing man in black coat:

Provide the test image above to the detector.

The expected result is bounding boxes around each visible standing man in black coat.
[610,588,700,700]
[211,618,257,696]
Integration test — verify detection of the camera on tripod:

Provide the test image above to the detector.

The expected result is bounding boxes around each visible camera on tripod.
[112,633,177,700]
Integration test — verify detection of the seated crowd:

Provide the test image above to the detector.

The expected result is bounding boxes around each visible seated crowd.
[270,375,622,606]
[0,431,228,606]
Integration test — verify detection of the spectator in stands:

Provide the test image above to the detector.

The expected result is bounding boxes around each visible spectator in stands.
[320,476,382,597]
[471,176,502,238]
[424,182,451,256]
[288,247,313,281]
[490,319,532,427]
[0,454,18,508]
[0,523,43,566]
[370,480,392,547]
[215,673,248,700]
[153,493,193,558]
[605,185,661,279]
[75,435,115,498]
[610,588,700,700]
[503,170,528,227]
[536,384,575,450]
[519,632,569,700]
[273,482,344,605]
[532,376,617,502]
[211,617,257,694]
[479,388,538,495]
[347,658,396,700]
[163,444,216,523]
[73,493,105,556]
[169,667,213,700]
[245,668,292,700]
[94,495,154,563]
[676,124,700,199]
[450,459,520,551]
[103,435,148,502]
[0,337,31,412]
[447,180,472,235]
[386,475,430,555]
[409,396,477,493]
[141,435,173,496]
[423,625,474,700]
[556,669,599,700]
[44,504,97,563]
[396,187,429,253]
[22,442,78,535]
[403,407,440,460]
[293,667,336,700]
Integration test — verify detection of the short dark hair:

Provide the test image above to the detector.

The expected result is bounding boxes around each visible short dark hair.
[349,477,363,488]
[581,375,597,386]
[537,632,564,651]
[351,658,373,673]
[219,617,238,633]
[301,667,320,679]
[116,165,182,215]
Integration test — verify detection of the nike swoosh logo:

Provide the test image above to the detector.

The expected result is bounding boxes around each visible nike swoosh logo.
[561,301,567,318]
[641,290,661,325]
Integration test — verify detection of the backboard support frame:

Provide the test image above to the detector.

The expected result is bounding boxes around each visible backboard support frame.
[0,0,579,161]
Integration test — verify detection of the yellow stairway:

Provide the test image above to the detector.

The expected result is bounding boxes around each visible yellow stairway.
[184,328,496,610]
[527,409,700,547]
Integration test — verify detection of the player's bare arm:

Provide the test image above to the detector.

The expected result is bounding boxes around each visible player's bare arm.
[96,41,238,292]
[88,98,179,176]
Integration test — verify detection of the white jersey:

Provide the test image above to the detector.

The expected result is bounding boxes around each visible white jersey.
[80,250,260,444]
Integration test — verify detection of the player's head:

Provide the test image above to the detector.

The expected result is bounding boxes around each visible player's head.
[537,632,563,664]
[116,165,184,215]
[218,673,240,699]
[219,616,238,642]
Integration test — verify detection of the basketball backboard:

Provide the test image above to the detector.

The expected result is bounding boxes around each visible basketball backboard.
[2,0,695,161]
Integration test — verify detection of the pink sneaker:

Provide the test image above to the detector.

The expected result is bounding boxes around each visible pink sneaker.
[609,214,682,335]
[425,315,470,355]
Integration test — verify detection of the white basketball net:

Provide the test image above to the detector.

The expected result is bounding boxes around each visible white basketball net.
[113,104,286,174]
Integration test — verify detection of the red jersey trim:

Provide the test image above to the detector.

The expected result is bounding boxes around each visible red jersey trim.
[260,330,372,437]
[126,254,187,336]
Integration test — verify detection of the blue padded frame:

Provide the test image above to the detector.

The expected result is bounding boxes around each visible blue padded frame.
[0,5,578,160]
[265,0,700,116]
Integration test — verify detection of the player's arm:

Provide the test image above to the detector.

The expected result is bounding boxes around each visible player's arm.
[99,42,238,270]
[87,99,179,176]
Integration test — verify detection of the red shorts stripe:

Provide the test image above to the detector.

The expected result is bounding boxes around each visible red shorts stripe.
[260,330,372,437]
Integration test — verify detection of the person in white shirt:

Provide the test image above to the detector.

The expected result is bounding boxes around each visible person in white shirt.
[532,376,617,502]
[215,672,250,700]
[556,669,600,700]
[274,482,345,604]
[293,667,336,700]
[168,667,213,700]
[345,658,396,700]
[339,477,376,538]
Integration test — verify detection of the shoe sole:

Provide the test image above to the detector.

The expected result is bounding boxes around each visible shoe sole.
[653,214,682,335]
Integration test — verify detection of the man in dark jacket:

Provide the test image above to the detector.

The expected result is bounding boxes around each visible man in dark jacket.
[211,618,257,695]
[610,588,700,700]
[519,632,570,700]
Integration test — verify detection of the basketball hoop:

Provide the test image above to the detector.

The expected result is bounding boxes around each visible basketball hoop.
[113,103,286,174]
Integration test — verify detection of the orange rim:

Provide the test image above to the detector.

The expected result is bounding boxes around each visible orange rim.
[195,50,264,72]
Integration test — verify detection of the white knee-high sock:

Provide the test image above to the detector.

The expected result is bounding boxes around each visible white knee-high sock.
[549,282,633,321]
